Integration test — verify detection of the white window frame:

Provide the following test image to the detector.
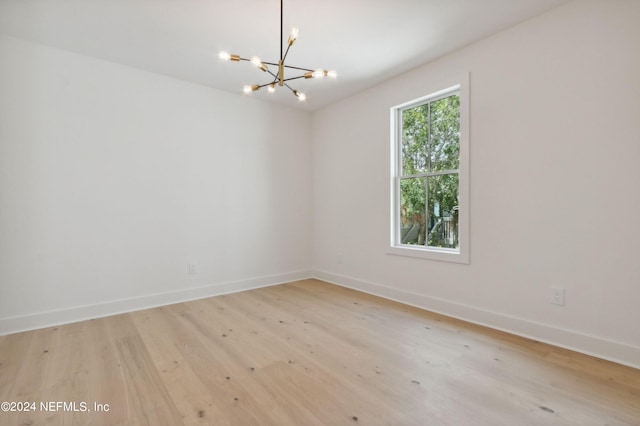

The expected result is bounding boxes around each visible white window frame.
[388,74,469,264]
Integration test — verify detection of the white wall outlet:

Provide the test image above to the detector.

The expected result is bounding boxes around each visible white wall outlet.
[188,263,197,275]
[550,287,565,306]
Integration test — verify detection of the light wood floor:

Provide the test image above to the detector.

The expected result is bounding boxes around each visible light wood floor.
[1,279,639,425]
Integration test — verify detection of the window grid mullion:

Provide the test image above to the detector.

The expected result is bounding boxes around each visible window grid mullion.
[399,169,460,180]
[427,101,432,173]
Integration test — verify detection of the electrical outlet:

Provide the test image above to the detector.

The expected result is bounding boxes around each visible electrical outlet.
[188,263,197,275]
[550,287,565,306]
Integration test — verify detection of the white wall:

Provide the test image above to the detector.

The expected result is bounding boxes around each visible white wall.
[311,0,640,368]
[0,35,312,332]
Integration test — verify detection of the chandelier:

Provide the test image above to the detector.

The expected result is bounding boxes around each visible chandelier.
[218,0,336,102]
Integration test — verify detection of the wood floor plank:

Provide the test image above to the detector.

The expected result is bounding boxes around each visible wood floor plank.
[0,279,638,425]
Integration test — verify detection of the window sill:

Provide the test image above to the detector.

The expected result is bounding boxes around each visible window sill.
[387,245,469,264]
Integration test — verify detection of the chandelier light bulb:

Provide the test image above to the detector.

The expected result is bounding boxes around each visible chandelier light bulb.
[251,56,262,67]
[219,51,240,61]
[288,27,299,45]
[243,85,253,94]
[268,84,276,93]
[312,68,325,79]
[327,70,337,78]
[251,56,268,72]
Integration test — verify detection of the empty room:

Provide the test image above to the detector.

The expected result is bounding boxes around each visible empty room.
[1,0,639,424]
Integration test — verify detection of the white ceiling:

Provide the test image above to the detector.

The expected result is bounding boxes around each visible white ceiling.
[0,0,570,110]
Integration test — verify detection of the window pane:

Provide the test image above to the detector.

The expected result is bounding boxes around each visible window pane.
[400,177,426,245]
[401,105,428,175]
[430,95,460,172]
[427,174,459,249]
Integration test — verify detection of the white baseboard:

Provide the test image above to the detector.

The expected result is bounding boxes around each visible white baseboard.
[312,269,640,370]
[0,270,313,336]
[3,268,637,370]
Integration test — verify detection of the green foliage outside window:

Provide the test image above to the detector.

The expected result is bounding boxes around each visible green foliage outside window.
[400,94,460,248]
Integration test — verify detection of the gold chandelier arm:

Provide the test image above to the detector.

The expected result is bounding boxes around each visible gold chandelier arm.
[282,64,314,72]
[282,75,307,83]
[282,42,292,64]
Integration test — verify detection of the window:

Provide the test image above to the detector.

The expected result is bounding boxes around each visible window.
[389,76,469,263]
